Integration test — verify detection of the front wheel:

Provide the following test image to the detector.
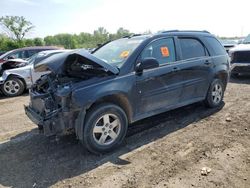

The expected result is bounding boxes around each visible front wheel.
[82,103,128,154]
[205,79,225,108]
[1,77,25,97]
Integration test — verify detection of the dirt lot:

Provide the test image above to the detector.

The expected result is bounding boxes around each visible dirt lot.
[0,77,249,188]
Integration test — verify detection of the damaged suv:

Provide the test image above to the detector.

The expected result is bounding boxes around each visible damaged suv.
[25,31,230,154]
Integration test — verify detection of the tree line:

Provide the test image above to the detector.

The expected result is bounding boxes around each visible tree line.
[0,16,134,52]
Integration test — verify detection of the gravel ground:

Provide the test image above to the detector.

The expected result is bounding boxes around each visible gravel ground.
[0,77,249,188]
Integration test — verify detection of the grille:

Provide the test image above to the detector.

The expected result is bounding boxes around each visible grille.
[232,51,250,63]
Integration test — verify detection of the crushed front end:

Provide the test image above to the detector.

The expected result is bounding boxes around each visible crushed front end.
[25,74,78,136]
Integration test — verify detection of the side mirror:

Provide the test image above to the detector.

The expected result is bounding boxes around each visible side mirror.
[136,58,159,72]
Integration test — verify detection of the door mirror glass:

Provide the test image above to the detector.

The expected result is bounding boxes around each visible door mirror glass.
[136,58,159,72]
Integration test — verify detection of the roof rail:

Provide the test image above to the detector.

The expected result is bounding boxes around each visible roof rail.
[122,34,143,38]
[161,30,210,34]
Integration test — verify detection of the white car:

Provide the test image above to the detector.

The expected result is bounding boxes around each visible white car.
[0,50,70,97]
[229,34,250,77]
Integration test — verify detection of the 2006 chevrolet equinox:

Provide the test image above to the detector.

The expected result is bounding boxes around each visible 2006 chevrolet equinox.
[25,30,230,154]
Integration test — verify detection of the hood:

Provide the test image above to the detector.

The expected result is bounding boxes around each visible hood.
[34,49,119,75]
[229,44,250,53]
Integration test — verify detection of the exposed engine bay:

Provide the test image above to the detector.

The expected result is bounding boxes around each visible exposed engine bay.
[26,49,118,136]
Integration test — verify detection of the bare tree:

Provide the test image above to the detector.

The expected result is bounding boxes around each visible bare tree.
[0,16,34,41]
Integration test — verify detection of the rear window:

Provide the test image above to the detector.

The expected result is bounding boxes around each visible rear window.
[179,38,206,59]
[204,37,227,55]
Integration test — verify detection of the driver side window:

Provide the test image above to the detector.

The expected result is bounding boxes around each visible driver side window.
[141,38,176,65]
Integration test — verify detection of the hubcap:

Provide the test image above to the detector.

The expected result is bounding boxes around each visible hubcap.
[92,114,121,146]
[4,80,20,95]
[212,83,222,104]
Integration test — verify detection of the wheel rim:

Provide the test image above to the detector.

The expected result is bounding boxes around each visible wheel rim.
[212,83,222,104]
[92,113,121,146]
[3,80,20,95]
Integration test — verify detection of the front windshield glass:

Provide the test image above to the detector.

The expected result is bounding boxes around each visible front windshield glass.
[243,34,250,44]
[93,38,144,68]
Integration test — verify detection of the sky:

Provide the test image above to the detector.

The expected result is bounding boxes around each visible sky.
[0,0,250,38]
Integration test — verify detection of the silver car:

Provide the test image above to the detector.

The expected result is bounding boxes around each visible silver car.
[0,50,69,97]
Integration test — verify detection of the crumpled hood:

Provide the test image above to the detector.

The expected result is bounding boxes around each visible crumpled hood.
[34,49,119,75]
[0,58,28,75]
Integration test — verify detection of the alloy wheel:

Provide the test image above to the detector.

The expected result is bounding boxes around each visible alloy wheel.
[92,113,121,146]
[3,80,21,95]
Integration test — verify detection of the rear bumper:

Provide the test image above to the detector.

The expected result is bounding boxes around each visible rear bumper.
[230,63,250,74]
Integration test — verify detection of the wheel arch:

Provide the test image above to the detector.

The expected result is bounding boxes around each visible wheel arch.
[86,93,133,123]
[6,74,27,89]
[213,70,229,89]
[75,93,133,141]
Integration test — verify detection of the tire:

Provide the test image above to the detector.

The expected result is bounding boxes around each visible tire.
[205,79,225,108]
[82,103,128,154]
[1,77,25,97]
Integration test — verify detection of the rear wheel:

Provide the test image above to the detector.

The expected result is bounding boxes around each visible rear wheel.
[1,77,25,97]
[205,79,224,108]
[82,103,128,154]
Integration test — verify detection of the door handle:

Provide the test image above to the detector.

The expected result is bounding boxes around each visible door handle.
[204,59,212,65]
[171,67,180,72]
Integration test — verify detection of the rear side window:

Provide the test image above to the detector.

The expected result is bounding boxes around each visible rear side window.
[141,38,176,65]
[204,37,227,55]
[179,38,206,59]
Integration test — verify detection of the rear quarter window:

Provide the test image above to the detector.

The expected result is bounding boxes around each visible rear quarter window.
[203,37,227,56]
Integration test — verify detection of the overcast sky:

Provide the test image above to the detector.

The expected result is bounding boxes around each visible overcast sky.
[0,0,249,38]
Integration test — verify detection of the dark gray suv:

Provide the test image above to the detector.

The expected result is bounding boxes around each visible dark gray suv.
[25,30,230,154]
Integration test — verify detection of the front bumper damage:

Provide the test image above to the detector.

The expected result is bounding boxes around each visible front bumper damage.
[24,90,78,136]
[25,105,61,135]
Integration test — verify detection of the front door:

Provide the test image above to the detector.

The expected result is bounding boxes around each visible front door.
[135,38,183,116]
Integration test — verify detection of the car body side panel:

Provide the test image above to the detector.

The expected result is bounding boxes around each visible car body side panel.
[71,74,137,118]
[135,64,183,115]
[174,58,213,102]
[0,65,33,87]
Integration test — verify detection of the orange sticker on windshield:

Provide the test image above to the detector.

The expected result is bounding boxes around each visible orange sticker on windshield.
[120,51,130,58]
[160,47,169,57]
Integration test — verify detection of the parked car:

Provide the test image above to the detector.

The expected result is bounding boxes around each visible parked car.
[0,46,61,64]
[229,34,250,77]
[25,31,230,154]
[0,50,69,97]
[220,39,237,53]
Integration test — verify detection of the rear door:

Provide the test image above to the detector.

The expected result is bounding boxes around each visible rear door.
[135,37,183,116]
[177,37,213,102]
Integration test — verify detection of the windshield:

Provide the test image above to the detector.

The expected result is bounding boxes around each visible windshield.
[93,38,144,68]
[243,34,250,44]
